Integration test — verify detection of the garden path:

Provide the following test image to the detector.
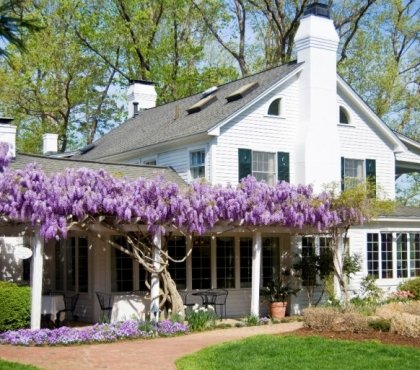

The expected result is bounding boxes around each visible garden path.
[0,321,302,370]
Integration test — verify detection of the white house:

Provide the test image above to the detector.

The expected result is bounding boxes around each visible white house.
[1,3,419,327]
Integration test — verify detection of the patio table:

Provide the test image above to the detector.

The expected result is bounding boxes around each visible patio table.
[41,294,65,322]
[111,294,147,323]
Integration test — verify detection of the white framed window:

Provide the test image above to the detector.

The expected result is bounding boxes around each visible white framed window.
[55,236,89,293]
[367,232,420,279]
[252,151,276,185]
[339,106,350,124]
[267,97,283,117]
[190,149,205,179]
[143,158,156,166]
[343,158,364,188]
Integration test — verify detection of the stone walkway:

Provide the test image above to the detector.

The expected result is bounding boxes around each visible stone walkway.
[0,322,302,370]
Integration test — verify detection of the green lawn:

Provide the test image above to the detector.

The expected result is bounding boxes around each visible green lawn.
[176,335,420,370]
[0,359,39,370]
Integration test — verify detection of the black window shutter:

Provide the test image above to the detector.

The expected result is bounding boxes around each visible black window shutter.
[238,148,252,181]
[365,159,376,197]
[341,157,345,191]
[277,152,290,183]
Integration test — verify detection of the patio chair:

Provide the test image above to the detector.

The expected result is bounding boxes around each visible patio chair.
[181,291,203,308]
[56,293,79,327]
[96,291,113,321]
[211,289,228,319]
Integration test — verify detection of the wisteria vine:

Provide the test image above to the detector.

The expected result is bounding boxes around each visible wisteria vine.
[0,142,362,240]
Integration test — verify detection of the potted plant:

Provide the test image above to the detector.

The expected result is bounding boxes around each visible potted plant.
[261,277,300,319]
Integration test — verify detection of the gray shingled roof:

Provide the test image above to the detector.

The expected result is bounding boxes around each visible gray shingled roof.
[378,206,420,219]
[78,62,302,160]
[9,154,185,185]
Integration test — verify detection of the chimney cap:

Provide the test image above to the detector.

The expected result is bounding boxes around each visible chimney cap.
[128,79,155,86]
[304,2,330,19]
[0,117,14,124]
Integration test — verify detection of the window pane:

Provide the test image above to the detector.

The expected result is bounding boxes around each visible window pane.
[262,237,280,286]
[268,98,281,116]
[78,237,89,292]
[55,241,64,291]
[367,233,379,278]
[66,238,76,291]
[344,159,364,189]
[410,233,420,277]
[252,152,276,186]
[167,236,186,289]
[240,238,252,288]
[190,150,205,179]
[111,236,133,292]
[216,237,235,289]
[381,233,393,279]
[301,237,316,286]
[397,233,408,278]
[192,237,211,289]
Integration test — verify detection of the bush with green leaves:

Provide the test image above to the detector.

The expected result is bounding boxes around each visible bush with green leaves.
[0,281,31,332]
[398,277,420,300]
[368,318,391,332]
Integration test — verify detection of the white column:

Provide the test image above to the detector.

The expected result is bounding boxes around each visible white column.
[251,231,262,316]
[30,234,44,329]
[150,233,161,321]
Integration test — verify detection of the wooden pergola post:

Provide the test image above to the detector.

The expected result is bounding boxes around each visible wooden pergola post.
[30,233,44,329]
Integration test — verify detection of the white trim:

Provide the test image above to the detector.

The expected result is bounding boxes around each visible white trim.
[396,133,420,151]
[251,232,262,316]
[188,146,206,182]
[208,66,304,136]
[337,76,406,153]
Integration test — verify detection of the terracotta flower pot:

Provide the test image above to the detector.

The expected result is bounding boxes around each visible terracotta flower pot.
[270,302,287,319]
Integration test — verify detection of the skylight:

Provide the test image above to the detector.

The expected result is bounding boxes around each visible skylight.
[225,82,259,102]
[186,95,217,114]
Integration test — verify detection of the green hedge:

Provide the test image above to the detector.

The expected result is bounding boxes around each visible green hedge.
[0,281,31,332]
[398,277,420,300]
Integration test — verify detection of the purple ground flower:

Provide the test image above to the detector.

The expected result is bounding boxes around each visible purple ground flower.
[0,320,189,346]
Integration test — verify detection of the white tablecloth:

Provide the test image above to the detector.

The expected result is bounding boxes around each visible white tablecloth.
[111,294,147,323]
[42,294,65,321]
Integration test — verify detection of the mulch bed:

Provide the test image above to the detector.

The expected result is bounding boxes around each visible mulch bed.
[283,327,420,348]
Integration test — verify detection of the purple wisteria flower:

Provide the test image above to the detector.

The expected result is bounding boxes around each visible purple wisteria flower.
[0,320,189,346]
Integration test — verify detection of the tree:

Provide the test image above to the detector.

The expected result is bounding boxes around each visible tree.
[0,1,123,152]
[0,0,40,57]
[326,182,394,302]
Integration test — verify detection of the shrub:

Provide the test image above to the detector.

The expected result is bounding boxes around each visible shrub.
[390,313,420,338]
[368,318,391,332]
[303,307,338,331]
[398,277,420,300]
[0,281,31,332]
[303,307,369,332]
[376,301,420,318]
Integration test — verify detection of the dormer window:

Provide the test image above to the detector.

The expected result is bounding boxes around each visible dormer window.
[339,106,350,124]
[267,98,282,116]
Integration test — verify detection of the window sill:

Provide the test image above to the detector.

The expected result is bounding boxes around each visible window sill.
[338,123,355,128]
[264,115,286,120]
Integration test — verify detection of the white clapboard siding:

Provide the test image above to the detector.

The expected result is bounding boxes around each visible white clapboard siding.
[337,93,396,199]
[157,148,190,183]
[0,237,25,281]
[214,76,299,186]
